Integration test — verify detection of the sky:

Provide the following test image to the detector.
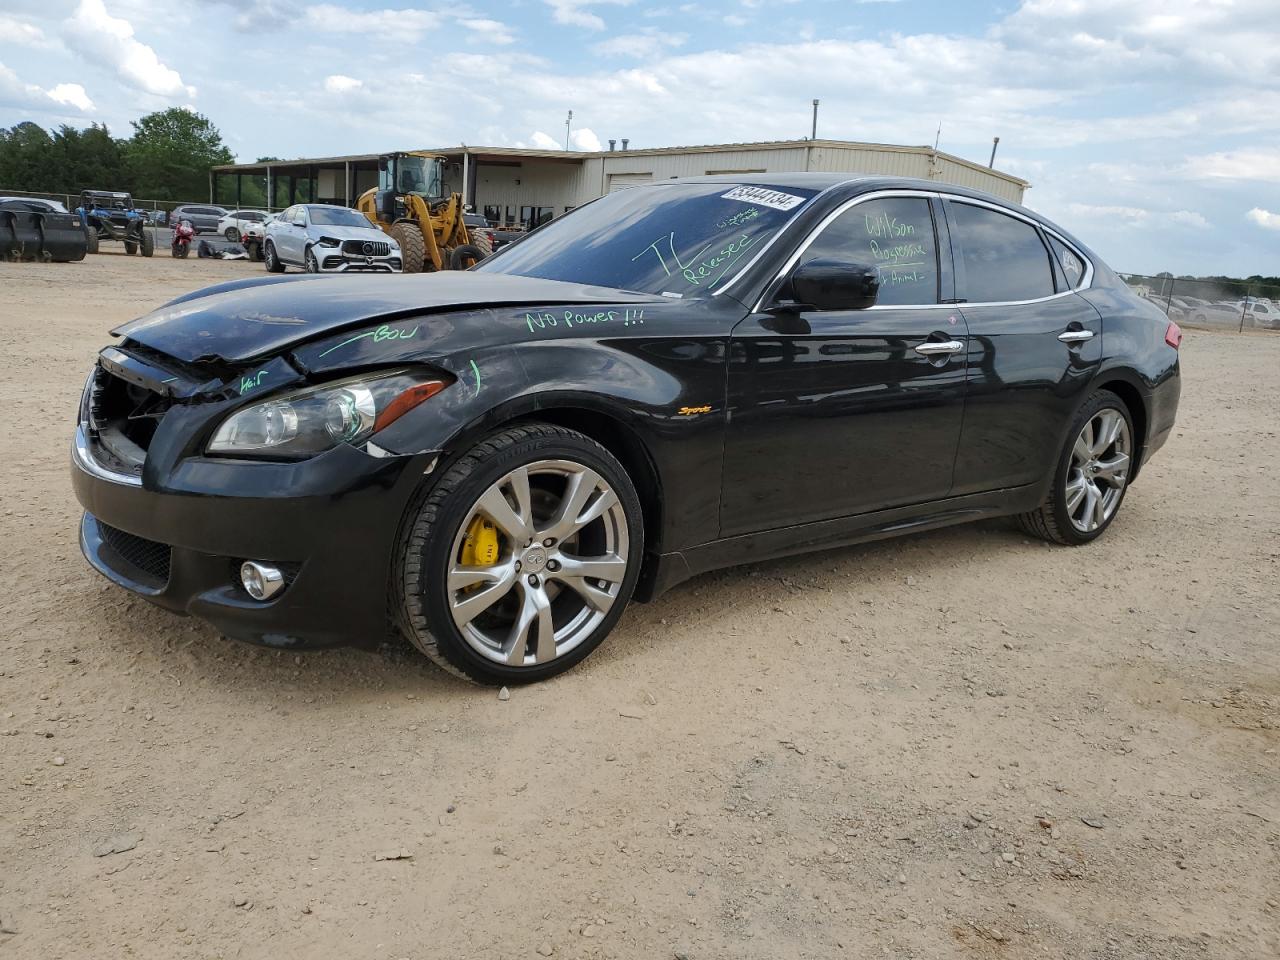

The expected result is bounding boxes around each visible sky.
[2,0,1278,277]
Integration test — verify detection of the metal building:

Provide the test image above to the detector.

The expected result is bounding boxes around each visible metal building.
[210,139,1028,229]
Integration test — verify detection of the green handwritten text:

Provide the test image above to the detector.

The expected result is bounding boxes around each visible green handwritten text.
[239,370,269,394]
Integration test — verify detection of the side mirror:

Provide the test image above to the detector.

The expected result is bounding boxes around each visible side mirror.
[785,258,880,311]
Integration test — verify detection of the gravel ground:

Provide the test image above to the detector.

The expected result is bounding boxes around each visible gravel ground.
[2,252,1278,960]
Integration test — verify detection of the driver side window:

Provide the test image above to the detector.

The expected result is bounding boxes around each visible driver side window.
[800,197,939,306]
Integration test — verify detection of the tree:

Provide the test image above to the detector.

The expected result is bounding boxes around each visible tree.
[0,122,55,192]
[124,108,233,200]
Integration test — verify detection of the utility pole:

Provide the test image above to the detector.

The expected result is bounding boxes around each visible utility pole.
[811,99,819,140]
[565,110,574,151]
[989,136,1000,168]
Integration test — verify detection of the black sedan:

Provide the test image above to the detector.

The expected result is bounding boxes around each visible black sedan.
[71,174,1181,685]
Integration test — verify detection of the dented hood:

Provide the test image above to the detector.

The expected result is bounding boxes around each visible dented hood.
[112,272,655,364]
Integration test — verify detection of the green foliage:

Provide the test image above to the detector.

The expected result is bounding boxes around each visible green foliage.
[0,109,234,203]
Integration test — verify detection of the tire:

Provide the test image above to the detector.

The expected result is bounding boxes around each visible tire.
[224,226,240,242]
[1017,390,1135,546]
[171,244,180,258]
[469,229,493,258]
[264,239,284,273]
[396,423,644,685]
[449,243,484,270]
[85,229,99,255]
[124,240,137,255]
[304,246,319,273]
[140,229,154,258]
[389,223,424,273]
[247,241,263,263]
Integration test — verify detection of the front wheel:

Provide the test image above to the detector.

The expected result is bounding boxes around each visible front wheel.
[396,423,644,685]
[263,240,284,273]
[304,246,320,273]
[1018,390,1135,545]
[139,229,154,257]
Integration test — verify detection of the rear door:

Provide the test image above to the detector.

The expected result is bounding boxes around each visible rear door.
[720,193,969,535]
[944,198,1102,495]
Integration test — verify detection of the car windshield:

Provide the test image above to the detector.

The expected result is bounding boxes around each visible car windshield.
[475,182,819,296]
[309,207,374,228]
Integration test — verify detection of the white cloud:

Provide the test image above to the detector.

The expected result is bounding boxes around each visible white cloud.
[47,83,95,112]
[1066,202,1150,223]
[1170,210,1208,229]
[545,0,630,31]
[64,0,195,99]
[1246,208,1280,231]
[1183,149,1280,183]
[592,30,686,59]
[459,17,516,45]
[526,130,563,150]
[0,62,95,114]
[571,127,602,151]
[305,5,439,37]
[0,15,53,47]
[323,74,362,94]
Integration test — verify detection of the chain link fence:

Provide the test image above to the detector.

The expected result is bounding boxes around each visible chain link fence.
[1119,274,1280,333]
[0,188,226,224]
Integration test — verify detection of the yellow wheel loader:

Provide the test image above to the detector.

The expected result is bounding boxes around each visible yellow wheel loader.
[356,152,489,273]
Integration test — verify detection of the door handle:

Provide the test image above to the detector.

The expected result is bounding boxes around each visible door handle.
[1058,329,1095,343]
[914,340,964,356]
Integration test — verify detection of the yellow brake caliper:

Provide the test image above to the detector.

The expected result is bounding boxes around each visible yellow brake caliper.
[460,516,500,592]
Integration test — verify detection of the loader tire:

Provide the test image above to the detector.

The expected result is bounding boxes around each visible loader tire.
[469,229,493,258]
[449,243,483,270]
[390,223,425,273]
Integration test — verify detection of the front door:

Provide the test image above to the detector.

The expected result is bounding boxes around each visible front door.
[721,194,968,537]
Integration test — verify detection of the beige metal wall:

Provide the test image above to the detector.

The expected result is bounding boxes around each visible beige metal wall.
[465,145,1025,225]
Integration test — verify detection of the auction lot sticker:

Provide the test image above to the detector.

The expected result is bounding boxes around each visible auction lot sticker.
[720,186,806,211]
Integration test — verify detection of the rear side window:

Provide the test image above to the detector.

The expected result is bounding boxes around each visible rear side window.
[799,197,939,306]
[1048,236,1086,289]
[950,202,1055,303]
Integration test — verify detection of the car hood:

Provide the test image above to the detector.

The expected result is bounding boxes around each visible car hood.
[302,223,387,242]
[112,272,658,364]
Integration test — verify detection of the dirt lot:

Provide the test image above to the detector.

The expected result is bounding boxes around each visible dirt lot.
[2,251,1278,960]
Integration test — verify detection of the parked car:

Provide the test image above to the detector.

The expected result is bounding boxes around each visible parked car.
[169,204,228,234]
[0,195,69,213]
[216,209,271,242]
[262,203,401,273]
[71,174,1181,685]
[1177,299,1246,327]
[1233,298,1279,329]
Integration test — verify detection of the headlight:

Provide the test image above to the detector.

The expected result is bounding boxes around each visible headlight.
[207,370,449,459]
[318,236,341,247]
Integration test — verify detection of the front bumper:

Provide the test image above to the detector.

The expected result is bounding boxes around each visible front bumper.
[318,253,402,273]
[72,424,432,648]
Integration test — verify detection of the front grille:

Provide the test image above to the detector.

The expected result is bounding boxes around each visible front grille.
[341,239,390,257]
[98,520,171,588]
[89,364,169,452]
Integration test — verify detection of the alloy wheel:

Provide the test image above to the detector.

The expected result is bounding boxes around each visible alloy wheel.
[1066,408,1131,533]
[446,459,629,667]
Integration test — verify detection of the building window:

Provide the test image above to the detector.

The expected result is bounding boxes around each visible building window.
[482,205,501,226]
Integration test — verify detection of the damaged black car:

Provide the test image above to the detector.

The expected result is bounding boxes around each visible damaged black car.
[72,175,1181,684]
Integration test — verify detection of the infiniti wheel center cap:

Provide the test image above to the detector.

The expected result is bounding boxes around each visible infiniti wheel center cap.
[523,547,548,572]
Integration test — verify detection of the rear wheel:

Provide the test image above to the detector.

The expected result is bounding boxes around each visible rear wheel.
[389,223,424,273]
[264,239,284,273]
[469,229,493,258]
[224,226,240,242]
[1018,390,1134,545]
[396,423,643,685]
[85,229,99,255]
[124,240,137,255]
[247,241,263,263]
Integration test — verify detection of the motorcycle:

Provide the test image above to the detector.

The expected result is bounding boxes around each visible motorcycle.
[170,219,195,258]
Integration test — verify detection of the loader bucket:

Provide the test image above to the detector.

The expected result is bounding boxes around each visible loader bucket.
[0,207,42,261]
[36,210,89,262]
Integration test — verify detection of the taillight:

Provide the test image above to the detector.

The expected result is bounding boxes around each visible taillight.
[1165,321,1182,349]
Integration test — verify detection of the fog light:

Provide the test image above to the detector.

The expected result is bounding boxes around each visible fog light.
[240,561,284,601]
